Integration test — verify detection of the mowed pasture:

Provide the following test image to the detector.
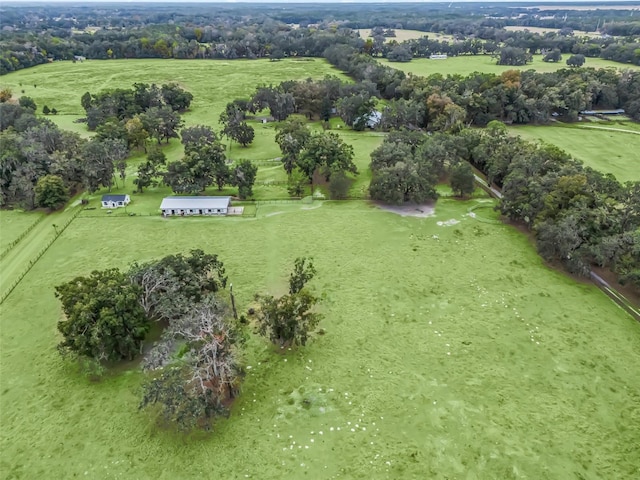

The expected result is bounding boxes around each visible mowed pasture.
[2,199,640,479]
[0,58,348,130]
[0,210,43,253]
[380,54,640,78]
[509,124,640,183]
[504,26,601,38]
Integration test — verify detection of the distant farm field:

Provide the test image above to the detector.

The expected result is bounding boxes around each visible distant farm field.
[509,124,640,183]
[357,28,456,43]
[2,198,639,479]
[0,58,348,123]
[530,4,640,11]
[504,25,601,38]
[380,54,640,77]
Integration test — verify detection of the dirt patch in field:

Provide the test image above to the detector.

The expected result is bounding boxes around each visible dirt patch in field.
[375,201,435,218]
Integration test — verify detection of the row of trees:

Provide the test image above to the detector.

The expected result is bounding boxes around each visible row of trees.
[234,57,640,132]
[371,123,640,287]
[387,28,640,66]
[0,102,133,209]
[3,5,639,76]
[322,44,640,123]
[55,251,322,431]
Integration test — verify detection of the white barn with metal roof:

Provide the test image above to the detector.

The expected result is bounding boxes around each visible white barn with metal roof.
[160,196,231,216]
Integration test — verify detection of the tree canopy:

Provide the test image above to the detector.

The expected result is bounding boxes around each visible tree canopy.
[256,257,322,347]
[55,269,148,362]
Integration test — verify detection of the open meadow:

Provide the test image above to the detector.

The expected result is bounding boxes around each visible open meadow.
[504,26,601,38]
[509,123,640,183]
[380,54,640,78]
[357,29,456,43]
[0,58,348,133]
[1,57,640,479]
[1,198,639,479]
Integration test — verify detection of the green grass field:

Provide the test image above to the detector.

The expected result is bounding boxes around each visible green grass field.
[0,210,43,253]
[380,54,640,78]
[509,124,640,183]
[357,29,456,43]
[0,58,348,123]
[1,57,640,479]
[1,199,639,479]
[503,26,601,38]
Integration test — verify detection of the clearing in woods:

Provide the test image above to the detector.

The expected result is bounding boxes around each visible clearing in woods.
[357,28,456,43]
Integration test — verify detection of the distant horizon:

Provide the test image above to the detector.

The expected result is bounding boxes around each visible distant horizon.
[3,0,640,4]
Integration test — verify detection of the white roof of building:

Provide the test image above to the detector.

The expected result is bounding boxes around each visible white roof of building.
[160,196,231,210]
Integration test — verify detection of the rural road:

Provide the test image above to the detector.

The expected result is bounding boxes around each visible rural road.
[474,175,503,199]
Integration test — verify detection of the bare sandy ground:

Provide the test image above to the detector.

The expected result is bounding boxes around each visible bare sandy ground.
[375,202,436,218]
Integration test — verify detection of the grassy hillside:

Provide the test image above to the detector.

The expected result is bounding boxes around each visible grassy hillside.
[380,54,640,77]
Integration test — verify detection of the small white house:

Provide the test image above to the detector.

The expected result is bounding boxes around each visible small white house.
[364,110,382,129]
[160,196,231,216]
[101,194,130,209]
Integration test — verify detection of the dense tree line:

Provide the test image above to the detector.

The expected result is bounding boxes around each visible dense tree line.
[390,28,640,66]
[370,124,640,288]
[0,102,132,208]
[2,2,640,75]
[2,2,636,35]
[321,45,640,123]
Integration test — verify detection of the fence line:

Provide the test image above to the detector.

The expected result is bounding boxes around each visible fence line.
[0,215,46,261]
[252,159,282,166]
[255,180,288,186]
[472,169,640,320]
[0,207,83,305]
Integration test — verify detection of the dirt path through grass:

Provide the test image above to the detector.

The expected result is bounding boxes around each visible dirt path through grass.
[0,206,80,299]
